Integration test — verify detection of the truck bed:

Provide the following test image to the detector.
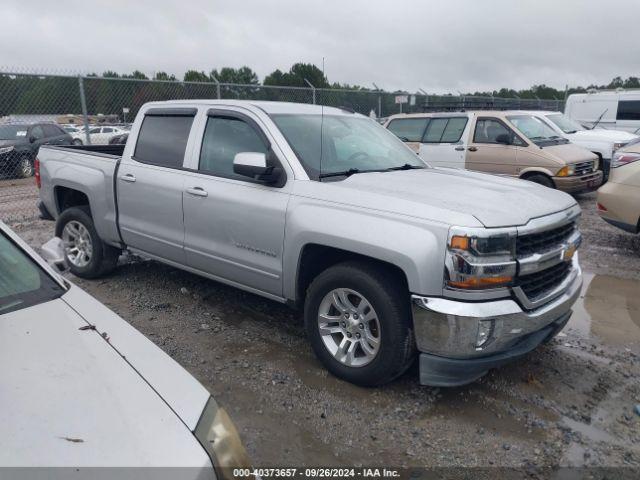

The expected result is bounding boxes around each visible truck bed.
[50,144,125,157]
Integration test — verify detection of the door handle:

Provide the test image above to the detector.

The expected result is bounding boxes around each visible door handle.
[120,173,136,183]
[467,146,478,152]
[186,186,208,197]
[454,146,465,151]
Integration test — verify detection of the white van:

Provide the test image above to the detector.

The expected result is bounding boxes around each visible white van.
[565,90,640,134]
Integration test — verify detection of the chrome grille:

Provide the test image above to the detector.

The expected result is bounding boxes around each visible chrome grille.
[516,222,576,257]
[574,161,595,176]
[517,261,572,300]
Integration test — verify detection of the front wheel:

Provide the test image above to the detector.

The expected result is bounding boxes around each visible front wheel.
[55,206,120,278]
[73,138,83,145]
[304,261,415,386]
[15,156,33,178]
[524,173,555,189]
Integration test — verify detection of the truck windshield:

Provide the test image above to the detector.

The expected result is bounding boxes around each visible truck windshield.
[271,114,426,180]
[0,125,28,140]
[507,115,568,146]
[0,232,64,315]
[545,113,585,134]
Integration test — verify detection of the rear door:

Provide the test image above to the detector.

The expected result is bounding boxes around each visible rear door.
[466,116,523,176]
[385,117,429,152]
[117,108,197,264]
[417,116,469,168]
[182,107,290,297]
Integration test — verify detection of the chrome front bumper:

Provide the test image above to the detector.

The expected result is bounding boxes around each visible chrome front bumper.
[411,260,582,385]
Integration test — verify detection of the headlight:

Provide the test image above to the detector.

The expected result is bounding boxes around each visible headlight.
[445,228,516,290]
[612,151,640,168]
[613,142,626,151]
[0,146,14,155]
[556,165,575,177]
[194,396,252,480]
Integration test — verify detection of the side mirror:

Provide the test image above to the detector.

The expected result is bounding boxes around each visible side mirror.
[233,151,283,185]
[40,237,68,272]
[495,133,511,145]
[29,135,37,143]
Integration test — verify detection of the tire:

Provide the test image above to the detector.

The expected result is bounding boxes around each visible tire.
[524,173,555,189]
[15,156,33,178]
[73,138,83,145]
[304,261,416,387]
[55,206,120,279]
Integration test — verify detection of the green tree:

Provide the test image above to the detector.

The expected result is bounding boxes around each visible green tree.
[264,63,329,88]
[183,70,210,82]
[211,66,259,85]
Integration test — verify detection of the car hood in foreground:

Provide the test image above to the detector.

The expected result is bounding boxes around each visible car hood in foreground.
[0,288,211,469]
[298,168,577,228]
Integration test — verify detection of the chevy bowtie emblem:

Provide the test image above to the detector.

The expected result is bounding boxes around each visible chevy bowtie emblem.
[563,244,577,261]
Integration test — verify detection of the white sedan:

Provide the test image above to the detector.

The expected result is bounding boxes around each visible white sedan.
[73,126,128,145]
[0,221,250,479]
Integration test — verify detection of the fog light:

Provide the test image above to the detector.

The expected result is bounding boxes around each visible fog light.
[476,319,495,349]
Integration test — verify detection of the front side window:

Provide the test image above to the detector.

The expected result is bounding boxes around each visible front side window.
[134,114,194,168]
[386,118,429,142]
[199,116,268,179]
[473,119,511,143]
[0,233,64,315]
[271,114,425,180]
[43,125,62,137]
[616,100,640,121]
[30,126,45,139]
[89,127,101,134]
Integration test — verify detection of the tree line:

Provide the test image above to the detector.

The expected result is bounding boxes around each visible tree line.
[0,62,638,120]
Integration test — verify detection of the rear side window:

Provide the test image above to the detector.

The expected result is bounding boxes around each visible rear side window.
[134,115,194,168]
[422,117,467,143]
[199,116,268,180]
[616,100,640,120]
[386,118,429,142]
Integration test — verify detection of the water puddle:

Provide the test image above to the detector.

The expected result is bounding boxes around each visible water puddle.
[567,272,640,347]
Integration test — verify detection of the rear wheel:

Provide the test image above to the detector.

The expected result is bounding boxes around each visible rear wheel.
[304,261,415,386]
[55,206,120,278]
[73,138,83,145]
[524,173,554,189]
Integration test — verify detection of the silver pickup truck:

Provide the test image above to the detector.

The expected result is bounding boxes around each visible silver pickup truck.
[37,100,582,387]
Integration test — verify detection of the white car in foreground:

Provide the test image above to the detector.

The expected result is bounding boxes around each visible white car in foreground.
[530,111,638,180]
[0,221,249,479]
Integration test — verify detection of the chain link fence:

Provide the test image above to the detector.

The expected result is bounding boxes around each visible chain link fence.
[0,70,564,222]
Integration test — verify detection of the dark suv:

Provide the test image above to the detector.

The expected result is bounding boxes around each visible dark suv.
[0,123,72,178]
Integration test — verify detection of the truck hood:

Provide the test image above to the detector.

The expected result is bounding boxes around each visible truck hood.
[568,128,638,143]
[305,168,576,228]
[0,290,211,468]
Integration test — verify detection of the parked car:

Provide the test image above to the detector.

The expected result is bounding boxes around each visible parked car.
[109,132,129,144]
[596,140,640,233]
[0,220,250,477]
[529,110,637,180]
[74,125,128,145]
[385,111,602,194]
[0,123,72,178]
[37,100,583,387]
[565,89,640,133]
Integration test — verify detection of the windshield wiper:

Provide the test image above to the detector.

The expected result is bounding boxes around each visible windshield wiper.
[319,164,423,179]
[383,163,425,171]
[319,168,362,179]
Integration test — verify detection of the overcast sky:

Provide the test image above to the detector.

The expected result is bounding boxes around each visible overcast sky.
[2,0,638,93]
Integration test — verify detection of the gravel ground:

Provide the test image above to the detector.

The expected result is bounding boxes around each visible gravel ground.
[7,192,640,476]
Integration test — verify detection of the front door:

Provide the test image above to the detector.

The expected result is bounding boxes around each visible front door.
[183,110,289,297]
[466,117,522,176]
[117,111,196,264]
